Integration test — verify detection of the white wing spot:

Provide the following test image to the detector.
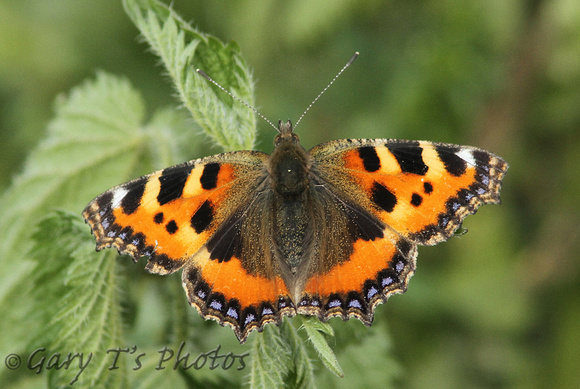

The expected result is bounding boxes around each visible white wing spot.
[111,188,129,208]
[210,300,223,311]
[456,149,476,166]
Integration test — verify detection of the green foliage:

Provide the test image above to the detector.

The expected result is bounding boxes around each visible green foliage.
[300,317,343,378]
[247,318,330,389]
[249,323,293,389]
[28,211,126,387]
[317,321,401,388]
[0,72,142,264]
[0,71,159,361]
[2,0,580,388]
[123,0,256,151]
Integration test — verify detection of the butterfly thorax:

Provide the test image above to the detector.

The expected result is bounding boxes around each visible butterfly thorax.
[270,121,310,198]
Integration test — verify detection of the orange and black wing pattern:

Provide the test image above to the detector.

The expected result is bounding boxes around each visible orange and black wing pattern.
[297,139,508,325]
[83,151,296,341]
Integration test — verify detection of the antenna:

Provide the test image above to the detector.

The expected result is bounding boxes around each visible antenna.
[294,52,359,129]
[196,69,279,131]
[196,51,359,132]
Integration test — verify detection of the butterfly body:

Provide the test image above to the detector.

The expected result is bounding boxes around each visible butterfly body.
[269,122,312,283]
[83,120,507,343]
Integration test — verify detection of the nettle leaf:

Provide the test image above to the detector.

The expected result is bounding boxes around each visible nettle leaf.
[0,72,195,268]
[281,319,318,389]
[318,322,401,388]
[28,211,126,388]
[0,73,144,265]
[249,322,293,389]
[301,317,344,379]
[123,0,256,151]
[248,318,337,389]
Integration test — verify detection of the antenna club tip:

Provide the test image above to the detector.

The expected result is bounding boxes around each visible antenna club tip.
[346,52,359,67]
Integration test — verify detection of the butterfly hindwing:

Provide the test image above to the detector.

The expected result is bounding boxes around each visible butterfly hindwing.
[181,188,297,342]
[295,183,418,324]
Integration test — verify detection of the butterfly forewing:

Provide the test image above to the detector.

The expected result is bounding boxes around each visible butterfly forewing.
[310,139,508,245]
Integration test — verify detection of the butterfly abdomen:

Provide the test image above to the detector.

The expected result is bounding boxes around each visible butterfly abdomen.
[273,198,309,271]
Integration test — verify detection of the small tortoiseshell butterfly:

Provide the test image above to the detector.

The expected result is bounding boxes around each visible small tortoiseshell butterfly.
[83,54,508,343]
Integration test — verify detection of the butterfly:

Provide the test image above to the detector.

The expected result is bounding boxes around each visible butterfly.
[83,55,508,343]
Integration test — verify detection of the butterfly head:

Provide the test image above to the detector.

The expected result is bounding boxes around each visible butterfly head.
[274,120,301,146]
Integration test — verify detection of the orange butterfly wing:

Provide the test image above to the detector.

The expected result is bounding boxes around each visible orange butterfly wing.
[83,151,295,341]
[298,139,508,324]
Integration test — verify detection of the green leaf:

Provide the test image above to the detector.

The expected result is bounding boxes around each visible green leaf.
[0,71,193,277]
[318,322,401,389]
[301,317,344,378]
[0,73,148,264]
[281,319,317,389]
[249,322,293,389]
[248,318,333,389]
[28,211,126,388]
[123,0,256,151]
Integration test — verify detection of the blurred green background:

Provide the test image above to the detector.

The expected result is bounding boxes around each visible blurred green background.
[1,0,579,388]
